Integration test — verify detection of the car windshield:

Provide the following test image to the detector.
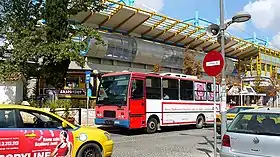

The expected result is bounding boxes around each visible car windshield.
[96,74,130,105]
[227,112,280,136]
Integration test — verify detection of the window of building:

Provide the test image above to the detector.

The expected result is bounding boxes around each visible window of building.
[161,46,184,69]
[194,82,206,101]
[162,78,179,100]
[146,76,161,99]
[261,63,265,71]
[267,64,271,71]
[65,75,85,89]
[180,80,193,100]
[106,35,137,62]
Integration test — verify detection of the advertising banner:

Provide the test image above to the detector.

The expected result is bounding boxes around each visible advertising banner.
[0,129,74,157]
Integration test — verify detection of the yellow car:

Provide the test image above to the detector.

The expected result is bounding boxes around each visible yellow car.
[216,106,262,134]
[0,105,113,157]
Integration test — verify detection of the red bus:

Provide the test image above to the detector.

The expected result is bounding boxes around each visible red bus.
[95,72,219,133]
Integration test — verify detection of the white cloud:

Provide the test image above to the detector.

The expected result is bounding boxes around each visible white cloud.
[271,32,280,49]
[243,0,280,49]
[134,0,164,12]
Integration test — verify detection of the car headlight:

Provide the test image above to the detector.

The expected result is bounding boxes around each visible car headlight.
[79,133,88,142]
[104,132,111,140]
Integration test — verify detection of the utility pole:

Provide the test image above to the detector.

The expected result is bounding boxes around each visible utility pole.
[219,0,227,138]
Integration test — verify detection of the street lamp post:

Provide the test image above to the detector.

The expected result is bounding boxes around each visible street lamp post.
[240,75,243,106]
[218,0,251,138]
[219,0,227,139]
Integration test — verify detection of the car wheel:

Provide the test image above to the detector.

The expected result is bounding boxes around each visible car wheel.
[196,115,205,129]
[77,143,102,157]
[146,117,158,134]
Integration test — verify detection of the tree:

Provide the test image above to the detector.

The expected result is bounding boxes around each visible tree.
[215,73,222,84]
[182,48,202,76]
[0,0,105,89]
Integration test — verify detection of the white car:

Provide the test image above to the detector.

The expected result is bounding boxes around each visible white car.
[220,108,280,157]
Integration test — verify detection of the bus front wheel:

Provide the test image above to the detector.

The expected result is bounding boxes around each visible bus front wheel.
[146,118,158,134]
[196,115,205,129]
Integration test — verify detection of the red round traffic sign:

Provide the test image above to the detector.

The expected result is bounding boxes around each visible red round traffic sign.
[203,50,224,76]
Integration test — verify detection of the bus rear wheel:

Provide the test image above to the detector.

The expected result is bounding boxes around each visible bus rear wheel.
[146,118,158,134]
[196,115,205,129]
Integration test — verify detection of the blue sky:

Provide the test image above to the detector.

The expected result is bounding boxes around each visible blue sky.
[133,0,280,49]
[162,0,269,42]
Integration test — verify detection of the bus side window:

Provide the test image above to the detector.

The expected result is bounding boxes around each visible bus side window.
[146,77,161,99]
[194,82,206,101]
[180,80,193,100]
[163,78,178,100]
[131,79,144,99]
[207,83,213,101]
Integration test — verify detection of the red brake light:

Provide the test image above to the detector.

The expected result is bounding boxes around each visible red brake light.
[222,134,231,147]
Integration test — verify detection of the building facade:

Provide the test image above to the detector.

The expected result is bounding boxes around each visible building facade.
[39,0,280,104]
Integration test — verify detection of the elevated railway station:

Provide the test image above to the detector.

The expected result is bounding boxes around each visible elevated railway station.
[39,0,280,106]
[70,0,279,78]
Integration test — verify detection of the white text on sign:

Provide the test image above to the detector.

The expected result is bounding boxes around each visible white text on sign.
[206,61,220,67]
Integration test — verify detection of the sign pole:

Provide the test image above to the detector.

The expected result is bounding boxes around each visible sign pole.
[240,76,243,106]
[202,50,224,157]
[86,83,89,126]
[85,71,91,126]
[213,76,217,157]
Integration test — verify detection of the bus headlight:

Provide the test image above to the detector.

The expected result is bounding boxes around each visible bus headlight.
[104,132,111,140]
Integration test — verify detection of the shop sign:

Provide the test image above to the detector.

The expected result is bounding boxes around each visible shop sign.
[59,89,85,95]
[44,88,86,95]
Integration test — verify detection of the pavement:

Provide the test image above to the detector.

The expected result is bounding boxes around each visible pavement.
[101,126,221,157]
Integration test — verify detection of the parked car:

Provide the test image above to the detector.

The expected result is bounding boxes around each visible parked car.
[216,106,262,134]
[0,104,114,157]
[220,107,280,157]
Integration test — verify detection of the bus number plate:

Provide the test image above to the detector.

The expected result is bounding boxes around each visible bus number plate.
[105,120,114,125]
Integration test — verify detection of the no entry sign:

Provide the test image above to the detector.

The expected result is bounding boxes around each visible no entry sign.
[203,50,224,76]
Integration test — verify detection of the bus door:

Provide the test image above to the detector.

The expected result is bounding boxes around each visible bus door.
[129,77,146,128]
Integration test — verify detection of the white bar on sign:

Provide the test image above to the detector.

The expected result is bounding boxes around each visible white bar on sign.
[206,60,220,67]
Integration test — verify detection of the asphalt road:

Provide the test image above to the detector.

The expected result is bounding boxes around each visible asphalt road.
[103,126,221,157]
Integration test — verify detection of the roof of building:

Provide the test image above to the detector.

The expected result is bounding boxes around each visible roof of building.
[71,0,279,60]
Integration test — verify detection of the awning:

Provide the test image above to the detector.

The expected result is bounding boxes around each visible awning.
[70,0,279,60]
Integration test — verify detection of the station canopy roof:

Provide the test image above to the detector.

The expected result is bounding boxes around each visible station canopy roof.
[71,0,279,60]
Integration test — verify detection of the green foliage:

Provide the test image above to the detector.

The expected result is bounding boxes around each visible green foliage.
[182,48,202,76]
[0,0,105,88]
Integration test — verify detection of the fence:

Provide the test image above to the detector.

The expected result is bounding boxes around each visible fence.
[41,108,96,126]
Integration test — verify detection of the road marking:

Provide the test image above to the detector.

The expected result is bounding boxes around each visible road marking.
[206,60,220,67]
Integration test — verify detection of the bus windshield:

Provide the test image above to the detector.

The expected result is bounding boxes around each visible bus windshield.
[96,74,130,105]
